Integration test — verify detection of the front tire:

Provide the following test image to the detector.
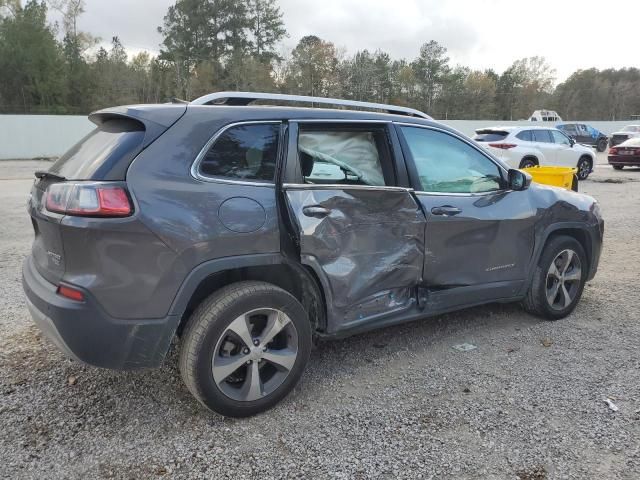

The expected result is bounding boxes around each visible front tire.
[613,165,624,170]
[596,138,608,152]
[519,157,538,169]
[179,281,312,417]
[576,156,592,180]
[523,235,587,320]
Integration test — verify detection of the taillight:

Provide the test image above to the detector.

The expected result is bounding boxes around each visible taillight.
[57,284,85,302]
[488,143,517,150]
[45,183,132,217]
[609,147,618,154]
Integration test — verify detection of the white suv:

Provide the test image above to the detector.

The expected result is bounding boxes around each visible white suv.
[474,126,595,180]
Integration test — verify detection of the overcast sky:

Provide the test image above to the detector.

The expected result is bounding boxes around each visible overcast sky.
[49,0,640,83]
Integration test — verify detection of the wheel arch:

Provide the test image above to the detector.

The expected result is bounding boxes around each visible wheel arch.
[519,154,540,168]
[533,225,594,276]
[170,254,327,338]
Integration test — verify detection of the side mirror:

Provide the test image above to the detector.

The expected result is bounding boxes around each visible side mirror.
[569,137,576,147]
[508,169,532,191]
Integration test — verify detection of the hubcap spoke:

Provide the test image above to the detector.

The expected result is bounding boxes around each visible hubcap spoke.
[240,361,263,401]
[548,263,561,279]
[212,354,249,385]
[226,314,254,349]
[262,348,297,372]
[547,281,561,305]
[564,268,582,282]
[562,251,574,273]
[259,310,291,346]
[561,283,572,308]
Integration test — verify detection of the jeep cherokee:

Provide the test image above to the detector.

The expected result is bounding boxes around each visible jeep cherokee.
[23,92,604,417]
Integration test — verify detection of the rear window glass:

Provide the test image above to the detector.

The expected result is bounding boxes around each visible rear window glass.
[516,130,533,141]
[199,123,280,182]
[532,130,553,143]
[49,119,145,180]
[474,131,508,142]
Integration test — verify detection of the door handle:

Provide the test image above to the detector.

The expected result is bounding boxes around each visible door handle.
[431,205,462,217]
[302,206,331,217]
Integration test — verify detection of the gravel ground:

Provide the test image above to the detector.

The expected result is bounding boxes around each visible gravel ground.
[1,154,639,479]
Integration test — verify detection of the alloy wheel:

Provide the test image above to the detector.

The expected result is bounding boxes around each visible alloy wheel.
[577,159,591,180]
[212,308,299,402]
[545,249,582,310]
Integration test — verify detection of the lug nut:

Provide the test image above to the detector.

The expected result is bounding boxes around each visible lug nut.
[243,348,250,354]
[253,339,260,346]
[246,360,252,365]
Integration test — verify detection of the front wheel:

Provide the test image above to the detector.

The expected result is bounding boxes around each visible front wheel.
[179,281,312,417]
[519,158,538,169]
[596,138,608,152]
[612,165,624,170]
[576,157,592,180]
[523,235,587,320]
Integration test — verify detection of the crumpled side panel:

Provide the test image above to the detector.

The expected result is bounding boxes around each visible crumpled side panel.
[285,188,425,330]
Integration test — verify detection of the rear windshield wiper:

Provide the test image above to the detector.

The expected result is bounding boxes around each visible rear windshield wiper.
[35,171,66,181]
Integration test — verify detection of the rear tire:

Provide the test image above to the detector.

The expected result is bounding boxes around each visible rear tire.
[179,281,312,417]
[613,165,624,170]
[576,156,592,180]
[523,235,587,320]
[596,138,608,152]
[519,157,538,169]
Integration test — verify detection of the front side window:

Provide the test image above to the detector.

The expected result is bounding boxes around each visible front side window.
[401,126,502,194]
[551,130,571,145]
[199,123,280,181]
[297,128,389,186]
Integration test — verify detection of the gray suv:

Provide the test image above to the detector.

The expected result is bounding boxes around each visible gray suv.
[23,93,604,417]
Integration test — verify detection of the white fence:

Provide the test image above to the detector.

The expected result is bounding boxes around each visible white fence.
[0,114,634,160]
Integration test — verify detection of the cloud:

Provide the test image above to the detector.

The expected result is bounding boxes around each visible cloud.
[47,0,640,82]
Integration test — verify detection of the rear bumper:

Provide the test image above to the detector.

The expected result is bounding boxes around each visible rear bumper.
[608,155,640,166]
[22,256,179,370]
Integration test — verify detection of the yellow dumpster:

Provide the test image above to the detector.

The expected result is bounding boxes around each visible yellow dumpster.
[521,166,578,191]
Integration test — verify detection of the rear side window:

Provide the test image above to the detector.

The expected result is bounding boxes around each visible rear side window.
[49,119,145,180]
[198,123,280,182]
[532,130,553,143]
[297,128,390,186]
[473,131,508,142]
[516,130,533,141]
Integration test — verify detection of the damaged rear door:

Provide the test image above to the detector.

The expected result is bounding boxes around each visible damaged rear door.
[282,121,425,334]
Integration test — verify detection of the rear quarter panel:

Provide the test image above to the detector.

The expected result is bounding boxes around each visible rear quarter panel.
[123,108,282,318]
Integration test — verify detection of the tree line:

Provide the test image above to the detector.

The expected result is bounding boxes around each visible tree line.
[1,0,639,120]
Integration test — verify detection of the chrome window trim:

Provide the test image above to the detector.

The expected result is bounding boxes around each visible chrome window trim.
[283,183,413,193]
[394,121,510,196]
[413,189,503,197]
[191,120,282,186]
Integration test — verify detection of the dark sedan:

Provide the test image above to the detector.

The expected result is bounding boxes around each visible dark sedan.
[608,138,640,170]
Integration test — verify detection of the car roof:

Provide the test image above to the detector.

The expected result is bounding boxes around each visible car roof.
[476,125,558,133]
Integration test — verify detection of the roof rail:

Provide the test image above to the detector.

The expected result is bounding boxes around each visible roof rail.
[190,91,432,119]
